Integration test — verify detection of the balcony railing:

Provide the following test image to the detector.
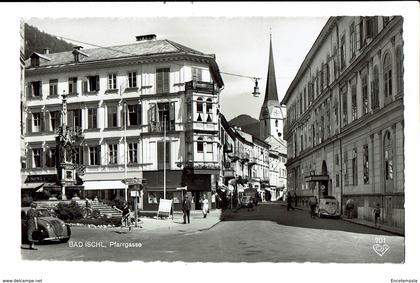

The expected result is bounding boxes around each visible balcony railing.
[149,121,175,133]
[185,80,215,94]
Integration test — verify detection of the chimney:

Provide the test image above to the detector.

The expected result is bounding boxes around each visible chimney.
[73,46,83,51]
[43,48,50,55]
[135,34,157,42]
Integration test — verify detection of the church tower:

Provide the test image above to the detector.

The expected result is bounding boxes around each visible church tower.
[259,35,284,140]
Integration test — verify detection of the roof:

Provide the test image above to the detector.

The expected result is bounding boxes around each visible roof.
[25,39,206,68]
[281,17,336,105]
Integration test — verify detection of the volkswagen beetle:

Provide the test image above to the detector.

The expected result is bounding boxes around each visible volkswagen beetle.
[21,207,71,244]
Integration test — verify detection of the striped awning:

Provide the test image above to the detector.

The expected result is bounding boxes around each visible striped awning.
[21,182,44,190]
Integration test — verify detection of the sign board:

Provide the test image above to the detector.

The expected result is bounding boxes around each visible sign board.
[130,191,140,197]
[157,199,172,217]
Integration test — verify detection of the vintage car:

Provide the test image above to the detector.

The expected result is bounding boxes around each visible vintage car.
[240,195,254,208]
[21,207,71,243]
[317,196,341,219]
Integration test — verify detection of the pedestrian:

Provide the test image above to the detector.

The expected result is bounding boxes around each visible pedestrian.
[182,194,191,224]
[254,191,259,207]
[286,192,293,211]
[346,199,355,219]
[201,195,209,218]
[26,202,38,250]
[120,203,131,232]
[309,195,318,218]
[373,203,381,227]
[294,192,298,208]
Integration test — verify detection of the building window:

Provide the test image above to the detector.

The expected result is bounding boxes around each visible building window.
[49,79,58,96]
[88,108,97,129]
[128,143,138,164]
[31,57,39,67]
[32,112,42,132]
[86,75,100,92]
[128,72,137,88]
[157,102,173,131]
[340,34,346,71]
[192,68,202,81]
[344,151,349,186]
[352,149,358,185]
[350,22,356,58]
[127,104,141,126]
[50,111,60,132]
[28,81,42,97]
[366,17,378,39]
[32,148,42,168]
[68,109,82,128]
[197,137,204,153]
[383,53,393,103]
[206,98,213,122]
[351,79,357,121]
[89,146,100,166]
[157,141,170,170]
[206,142,213,153]
[336,174,340,187]
[196,97,203,113]
[68,77,77,95]
[108,144,118,165]
[156,68,170,94]
[341,85,348,126]
[359,18,365,49]
[108,74,117,90]
[107,105,119,128]
[396,47,404,93]
[371,65,380,109]
[46,148,56,167]
[362,72,368,115]
[363,144,369,184]
[384,131,393,180]
[334,98,339,133]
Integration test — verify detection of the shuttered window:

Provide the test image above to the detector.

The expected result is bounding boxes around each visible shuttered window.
[157,141,170,170]
[156,68,170,94]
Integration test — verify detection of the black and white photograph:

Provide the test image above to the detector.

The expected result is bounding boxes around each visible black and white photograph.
[0,2,419,283]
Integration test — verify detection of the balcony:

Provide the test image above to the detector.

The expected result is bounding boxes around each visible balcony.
[185,80,215,94]
[248,157,257,166]
[149,121,175,133]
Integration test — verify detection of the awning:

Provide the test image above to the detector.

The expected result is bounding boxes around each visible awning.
[21,182,44,190]
[304,175,329,182]
[83,180,126,190]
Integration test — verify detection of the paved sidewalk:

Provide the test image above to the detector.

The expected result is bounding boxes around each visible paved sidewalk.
[278,201,404,236]
[128,209,222,234]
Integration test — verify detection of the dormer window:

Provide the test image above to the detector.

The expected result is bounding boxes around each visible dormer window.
[72,46,89,63]
[29,52,51,68]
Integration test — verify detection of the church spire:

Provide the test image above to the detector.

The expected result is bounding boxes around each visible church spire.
[262,34,280,108]
[259,35,282,140]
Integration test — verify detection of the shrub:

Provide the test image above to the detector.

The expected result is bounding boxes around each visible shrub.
[66,216,122,227]
[55,200,84,220]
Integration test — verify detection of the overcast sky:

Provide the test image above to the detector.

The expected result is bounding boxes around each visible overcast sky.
[27,17,328,121]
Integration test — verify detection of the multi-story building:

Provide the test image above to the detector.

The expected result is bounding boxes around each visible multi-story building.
[281,16,404,230]
[22,34,224,211]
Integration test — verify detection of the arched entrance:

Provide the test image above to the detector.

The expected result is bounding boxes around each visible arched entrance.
[320,161,329,198]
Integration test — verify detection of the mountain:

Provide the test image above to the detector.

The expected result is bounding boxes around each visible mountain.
[24,23,74,59]
[228,114,260,138]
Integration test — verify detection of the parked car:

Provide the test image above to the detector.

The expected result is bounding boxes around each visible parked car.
[240,196,253,208]
[21,207,71,244]
[317,196,340,219]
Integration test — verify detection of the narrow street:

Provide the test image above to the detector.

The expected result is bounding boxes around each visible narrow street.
[22,202,404,263]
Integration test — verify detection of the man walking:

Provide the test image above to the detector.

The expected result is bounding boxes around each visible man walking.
[182,194,192,224]
[27,202,38,250]
[286,192,294,211]
[120,203,131,232]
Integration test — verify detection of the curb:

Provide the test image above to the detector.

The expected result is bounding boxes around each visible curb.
[341,218,404,236]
